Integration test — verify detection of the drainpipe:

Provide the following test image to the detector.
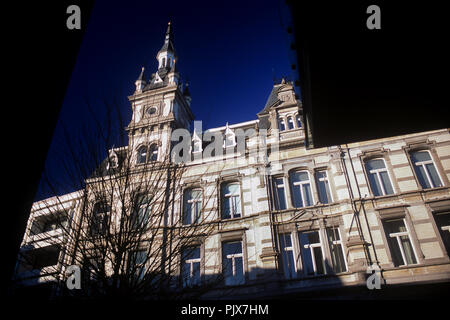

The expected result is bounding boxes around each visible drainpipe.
[345,143,380,267]
[338,145,371,267]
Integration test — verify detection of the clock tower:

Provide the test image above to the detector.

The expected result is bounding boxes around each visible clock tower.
[126,22,194,165]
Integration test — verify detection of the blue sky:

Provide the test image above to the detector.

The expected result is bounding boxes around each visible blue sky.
[37,0,293,200]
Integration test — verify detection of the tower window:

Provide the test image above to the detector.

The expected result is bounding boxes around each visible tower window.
[137,146,148,164]
[149,144,158,161]
[296,115,302,128]
[279,119,286,131]
[287,116,295,130]
[146,107,157,116]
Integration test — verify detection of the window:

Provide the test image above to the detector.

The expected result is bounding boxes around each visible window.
[290,171,314,208]
[279,119,286,131]
[434,211,450,255]
[279,233,297,278]
[91,202,109,236]
[326,227,347,273]
[222,241,244,285]
[315,170,332,204]
[383,219,417,266]
[133,194,151,228]
[365,158,394,196]
[146,107,157,116]
[148,144,158,161]
[183,188,202,225]
[137,146,147,164]
[181,246,201,287]
[129,250,147,280]
[296,115,302,128]
[298,231,326,275]
[22,245,61,270]
[410,151,443,189]
[273,177,287,210]
[287,116,295,130]
[221,183,241,219]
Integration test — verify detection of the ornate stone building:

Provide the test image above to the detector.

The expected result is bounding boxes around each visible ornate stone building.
[13,23,450,299]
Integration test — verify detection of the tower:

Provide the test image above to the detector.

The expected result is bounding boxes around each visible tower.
[127,22,194,164]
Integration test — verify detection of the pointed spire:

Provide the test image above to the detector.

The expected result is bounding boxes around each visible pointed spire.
[137,66,145,81]
[135,66,146,92]
[165,21,173,42]
[158,21,177,57]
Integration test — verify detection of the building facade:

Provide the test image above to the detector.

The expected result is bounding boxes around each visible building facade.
[13,23,450,299]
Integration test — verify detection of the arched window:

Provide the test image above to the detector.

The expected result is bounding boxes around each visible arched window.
[221,182,241,219]
[410,150,443,189]
[290,171,314,208]
[183,188,202,225]
[287,116,295,130]
[162,57,166,67]
[365,158,394,196]
[149,144,158,161]
[137,146,147,164]
[168,57,171,67]
[279,119,286,131]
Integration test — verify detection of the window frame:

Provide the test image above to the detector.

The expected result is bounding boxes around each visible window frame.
[221,240,245,286]
[289,170,315,208]
[409,150,444,189]
[180,245,202,287]
[315,170,333,204]
[364,157,395,197]
[182,187,203,225]
[382,218,419,267]
[272,176,287,210]
[221,182,242,220]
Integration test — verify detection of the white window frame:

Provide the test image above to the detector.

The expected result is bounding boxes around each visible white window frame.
[296,114,302,128]
[149,144,158,161]
[316,170,333,204]
[385,218,418,266]
[279,119,286,131]
[273,176,287,210]
[222,183,241,219]
[280,233,297,278]
[182,246,201,287]
[287,116,295,130]
[300,230,326,276]
[366,158,394,196]
[326,227,348,272]
[223,241,244,285]
[291,171,314,207]
[137,146,147,164]
[411,150,443,188]
[184,188,202,224]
